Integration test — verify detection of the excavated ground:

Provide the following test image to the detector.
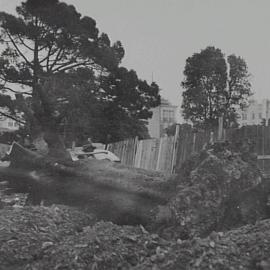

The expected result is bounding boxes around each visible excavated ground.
[0,204,270,270]
[0,142,269,270]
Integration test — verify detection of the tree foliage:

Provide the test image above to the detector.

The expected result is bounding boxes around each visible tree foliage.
[0,0,123,132]
[50,67,160,143]
[99,67,160,141]
[181,46,252,129]
[0,0,160,150]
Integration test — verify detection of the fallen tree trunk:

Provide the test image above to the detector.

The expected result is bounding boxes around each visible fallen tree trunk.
[2,142,174,226]
[7,142,172,201]
[2,142,270,235]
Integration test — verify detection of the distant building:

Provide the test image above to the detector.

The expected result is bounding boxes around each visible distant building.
[238,99,270,126]
[147,98,178,138]
[0,114,20,133]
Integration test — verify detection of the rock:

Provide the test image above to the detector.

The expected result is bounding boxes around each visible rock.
[42,241,54,249]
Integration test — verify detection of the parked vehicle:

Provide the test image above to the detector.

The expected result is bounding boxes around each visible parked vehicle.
[1,142,121,164]
[68,147,121,162]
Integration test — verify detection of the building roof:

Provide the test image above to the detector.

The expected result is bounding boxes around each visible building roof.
[160,98,177,108]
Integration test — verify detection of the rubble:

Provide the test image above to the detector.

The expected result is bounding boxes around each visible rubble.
[0,142,269,269]
[162,142,268,239]
[0,204,270,270]
[136,218,270,270]
[0,205,96,270]
[0,180,28,208]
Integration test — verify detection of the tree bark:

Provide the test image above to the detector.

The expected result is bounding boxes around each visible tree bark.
[43,128,71,161]
[3,143,174,226]
[3,143,269,234]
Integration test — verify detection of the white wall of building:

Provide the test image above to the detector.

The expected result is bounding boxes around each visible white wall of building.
[147,106,161,138]
[0,115,20,132]
[238,99,270,126]
[147,98,177,138]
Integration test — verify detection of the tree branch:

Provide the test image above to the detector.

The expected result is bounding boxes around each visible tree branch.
[52,61,94,73]
[6,31,33,68]
[17,35,34,51]
[39,46,58,64]
[0,111,25,125]
[48,48,65,71]
[46,45,52,72]
[0,74,32,87]
[0,86,32,96]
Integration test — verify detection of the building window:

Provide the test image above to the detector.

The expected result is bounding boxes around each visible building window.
[162,109,174,122]
[162,110,169,122]
[252,112,255,120]
[242,113,247,120]
[169,110,174,122]
[8,122,13,127]
[259,113,262,119]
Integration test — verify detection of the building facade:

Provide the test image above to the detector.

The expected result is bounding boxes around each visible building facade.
[147,98,178,138]
[238,99,270,126]
[0,115,20,133]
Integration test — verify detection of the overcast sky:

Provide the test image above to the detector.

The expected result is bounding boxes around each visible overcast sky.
[1,0,270,113]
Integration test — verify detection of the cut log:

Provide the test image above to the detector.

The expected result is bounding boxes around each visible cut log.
[2,141,270,236]
[2,142,174,226]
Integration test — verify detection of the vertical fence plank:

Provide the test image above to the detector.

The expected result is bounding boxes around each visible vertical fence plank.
[106,125,270,174]
[171,124,180,173]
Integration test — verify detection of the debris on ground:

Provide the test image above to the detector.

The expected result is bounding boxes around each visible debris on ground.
[0,142,270,269]
[0,204,270,270]
[0,180,28,208]
[0,205,96,270]
[161,141,268,239]
[136,218,270,270]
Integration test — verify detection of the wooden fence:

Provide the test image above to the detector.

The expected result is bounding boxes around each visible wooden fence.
[107,125,270,174]
[107,136,178,173]
[107,137,138,167]
[134,136,176,171]
[223,125,270,175]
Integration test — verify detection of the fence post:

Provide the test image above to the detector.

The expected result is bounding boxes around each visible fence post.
[262,125,265,173]
[218,114,224,141]
[156,138,163,171]
[132,137,138,167]
[171,124,180,173]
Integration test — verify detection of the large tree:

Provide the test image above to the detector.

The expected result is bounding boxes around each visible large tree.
[99,67,160,142]
[0,0,124,159]
[0,0,160,159]
[52,67,160,144]
[181,46,252,129]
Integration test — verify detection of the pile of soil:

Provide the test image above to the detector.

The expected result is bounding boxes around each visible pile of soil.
[137,219,270,270]
[0,142,270,269]
[0,204,270,270]
[0,205,96,270]
[161,142,268,239]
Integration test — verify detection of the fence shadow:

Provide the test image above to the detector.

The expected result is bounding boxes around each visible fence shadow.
[107,125,270,174]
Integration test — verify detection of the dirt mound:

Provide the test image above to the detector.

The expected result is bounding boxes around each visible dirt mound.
[0,142,270,269]
[1,204,270,270]
[0,204,168,270]
[137,219,270,270]
[0,205,95,270]
[162,142,268,238]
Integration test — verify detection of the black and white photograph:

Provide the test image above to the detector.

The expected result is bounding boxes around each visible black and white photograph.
[0,0,269,269]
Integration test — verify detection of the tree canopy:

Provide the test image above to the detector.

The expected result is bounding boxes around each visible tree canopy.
[181,46,252,129]
[0,0,160,152]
